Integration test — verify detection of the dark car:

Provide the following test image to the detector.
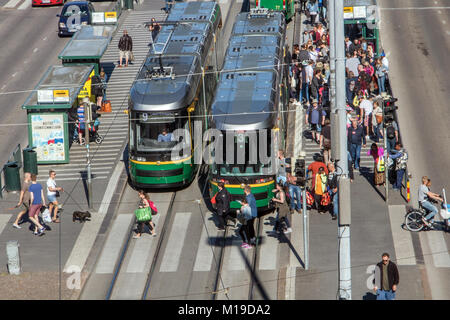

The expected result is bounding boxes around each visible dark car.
[57,1,95,37]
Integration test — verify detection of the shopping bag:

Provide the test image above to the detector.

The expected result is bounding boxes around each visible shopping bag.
[134,207,151,222]
[42,208,52,224]
[130,51,135,61]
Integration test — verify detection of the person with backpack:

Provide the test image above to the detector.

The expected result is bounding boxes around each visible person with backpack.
[305,99,326,144]
[134,190,156,238]
[388,143,408,191]
[385,119,399,153]
[367,143,385,186]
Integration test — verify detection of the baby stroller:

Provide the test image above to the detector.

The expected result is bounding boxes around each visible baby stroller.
[76,119,103,144]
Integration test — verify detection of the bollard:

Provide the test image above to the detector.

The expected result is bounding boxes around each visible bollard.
[23,148,38,175]
[4,162,21,192]
[6,241,21,275]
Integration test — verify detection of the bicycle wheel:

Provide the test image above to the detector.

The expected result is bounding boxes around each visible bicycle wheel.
[405,210,424,232]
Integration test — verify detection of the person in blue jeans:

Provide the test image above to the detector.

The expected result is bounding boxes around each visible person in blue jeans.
[418,176,443,228]
[388,143,407,190]
[373,253,399,300]
[347,117,366,170]
[327,163,338,220]
[244,185,258,247]
[287,174,302,214]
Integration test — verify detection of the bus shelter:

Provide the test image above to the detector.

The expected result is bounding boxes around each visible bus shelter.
[58,25,114,75]
[344,0,380,55]
[22,64,95,164]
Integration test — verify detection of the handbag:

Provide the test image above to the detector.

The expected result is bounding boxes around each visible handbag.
[101,100,112,113]
[375,114,383,124]
[211,193,217,205]
[134,207,152,222]
[42,208,52,224]
[130,51,135,61]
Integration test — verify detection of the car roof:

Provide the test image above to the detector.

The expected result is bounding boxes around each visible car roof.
[63,1,90,6]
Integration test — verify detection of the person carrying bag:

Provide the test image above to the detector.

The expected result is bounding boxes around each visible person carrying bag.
[134,190,156,238]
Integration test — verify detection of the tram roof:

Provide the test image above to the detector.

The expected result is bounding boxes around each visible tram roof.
[166,1,219,23]
[130,1,219,112]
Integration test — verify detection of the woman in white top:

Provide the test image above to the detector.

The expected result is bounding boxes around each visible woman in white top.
[47,170,63,223]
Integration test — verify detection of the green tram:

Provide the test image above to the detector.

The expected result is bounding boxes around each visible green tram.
[256,0,295,21]
[208,9,289,212]
[128,1,222,188]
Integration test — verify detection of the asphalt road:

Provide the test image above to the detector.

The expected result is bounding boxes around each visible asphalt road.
[379,0,450,299]
[0,1,117,171]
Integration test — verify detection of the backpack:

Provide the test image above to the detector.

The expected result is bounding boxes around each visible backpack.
[308,106,324,124]
[91,75,103,96]
[386,125,395,139]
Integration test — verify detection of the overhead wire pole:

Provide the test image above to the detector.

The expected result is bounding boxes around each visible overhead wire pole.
[334,0,352,300]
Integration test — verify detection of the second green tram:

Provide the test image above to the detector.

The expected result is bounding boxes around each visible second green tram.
[128,1,222,188]
[208,9,289,212]
[256,0,295,21]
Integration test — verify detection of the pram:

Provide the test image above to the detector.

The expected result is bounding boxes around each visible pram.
[76,119,103,144]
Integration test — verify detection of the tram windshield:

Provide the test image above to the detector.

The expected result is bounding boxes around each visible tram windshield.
[214,131,275,176]
[134,112,184,153]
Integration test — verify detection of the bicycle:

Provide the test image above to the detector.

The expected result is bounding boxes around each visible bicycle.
[404,188,450,232]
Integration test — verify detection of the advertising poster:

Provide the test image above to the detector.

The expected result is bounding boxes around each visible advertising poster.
[78,69,95,100]
[29,113,68,163]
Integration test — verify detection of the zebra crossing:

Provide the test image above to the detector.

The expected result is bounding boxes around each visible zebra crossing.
[37,10,167,183]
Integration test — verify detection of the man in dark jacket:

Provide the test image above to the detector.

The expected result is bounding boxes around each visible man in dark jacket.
[215,182,231,231]
[118,30,133,67]
[347,117,366,170]
[373,252,399,300]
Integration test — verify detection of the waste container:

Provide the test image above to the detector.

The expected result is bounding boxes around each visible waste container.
[4,162,21,192]
[23,148,38,175]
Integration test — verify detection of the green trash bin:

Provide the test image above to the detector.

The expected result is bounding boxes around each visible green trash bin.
[4,162,21,192]
[23,148,38,175]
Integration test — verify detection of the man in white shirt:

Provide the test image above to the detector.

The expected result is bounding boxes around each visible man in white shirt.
[359,95,374,139]
[304,61,314,105]
[346,51,360,77]
[47,170,63,223]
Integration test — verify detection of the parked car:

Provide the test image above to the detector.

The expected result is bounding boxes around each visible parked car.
[57,1,95,37]
[32,0,65,7]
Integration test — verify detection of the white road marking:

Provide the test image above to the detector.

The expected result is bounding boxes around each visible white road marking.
[11,72,17,77]
[18,0,31,10]
[442,20,447,24]
[42,37,47,41]
[258,213,278,270]
[426,231,450,268]
[227,239,246,271]
[33,48,38,53]
[381,6,450,11]
[63,160,124,272]
[193,212,217,272]
[159,212,192,272]
[0,214,13,235]
[388,205,416,265]
[95,214,134,274]
[3,0,21,8]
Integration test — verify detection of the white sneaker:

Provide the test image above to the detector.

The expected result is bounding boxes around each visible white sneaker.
[13,223,21,229]
[284,228,292,234]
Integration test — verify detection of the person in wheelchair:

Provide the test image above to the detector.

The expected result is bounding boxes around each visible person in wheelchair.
[418,176,443,228]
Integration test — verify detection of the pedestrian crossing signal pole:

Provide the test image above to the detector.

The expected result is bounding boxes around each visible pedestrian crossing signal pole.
[85,102,93,209]
[334,0,352,300]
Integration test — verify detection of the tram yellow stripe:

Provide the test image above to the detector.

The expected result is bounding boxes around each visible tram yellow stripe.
[210,180,274,188]
[130,155,192,165]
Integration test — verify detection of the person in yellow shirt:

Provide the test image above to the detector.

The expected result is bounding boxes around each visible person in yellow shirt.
[314,166,328,213]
